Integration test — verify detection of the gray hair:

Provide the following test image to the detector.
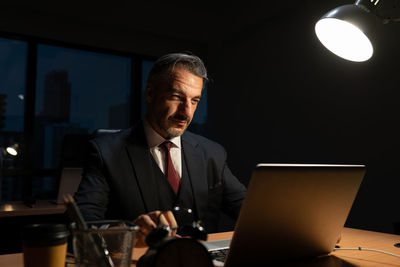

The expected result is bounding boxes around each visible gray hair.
[147,53,208,88]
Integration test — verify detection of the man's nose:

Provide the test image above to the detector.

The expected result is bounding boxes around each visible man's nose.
[179,100,192,116]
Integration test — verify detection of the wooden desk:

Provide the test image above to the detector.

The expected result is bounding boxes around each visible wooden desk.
[1,228,400,266]
[0,201,67,254]
[331,227,400,266]
[0,200,66,217]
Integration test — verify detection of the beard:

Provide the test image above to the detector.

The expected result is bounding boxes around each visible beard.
[165,127,185,138]
[160,114,191,138]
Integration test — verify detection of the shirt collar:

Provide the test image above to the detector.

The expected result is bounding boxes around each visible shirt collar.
[143,119,181,149]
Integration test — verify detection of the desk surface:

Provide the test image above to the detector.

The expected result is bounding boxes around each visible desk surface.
[331,227,400,266]
[0,200,66,217]
[1,227,400,266]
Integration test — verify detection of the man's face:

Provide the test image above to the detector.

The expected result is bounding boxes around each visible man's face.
[146,68,203,139]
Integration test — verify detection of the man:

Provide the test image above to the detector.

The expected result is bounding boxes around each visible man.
[75,53,246,246]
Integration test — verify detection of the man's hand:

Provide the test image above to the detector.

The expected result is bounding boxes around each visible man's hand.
[133,210,178,247]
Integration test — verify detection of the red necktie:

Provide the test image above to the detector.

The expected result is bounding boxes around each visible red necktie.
[160,141,180,194]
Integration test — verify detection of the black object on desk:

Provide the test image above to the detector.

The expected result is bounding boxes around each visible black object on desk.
[138,208,212,267]
[24,197,36,208]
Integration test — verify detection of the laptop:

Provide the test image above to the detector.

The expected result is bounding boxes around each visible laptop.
[203,163,365,266]
[51,167,83,204]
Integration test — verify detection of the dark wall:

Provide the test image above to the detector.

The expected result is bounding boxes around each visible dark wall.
[207,1,400,233]
[0,2,210,58]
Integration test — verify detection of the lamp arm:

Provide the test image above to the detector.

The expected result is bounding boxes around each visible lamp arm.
[356,0,400,25]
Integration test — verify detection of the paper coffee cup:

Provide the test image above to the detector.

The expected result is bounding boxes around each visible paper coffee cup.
[22,223,69,267]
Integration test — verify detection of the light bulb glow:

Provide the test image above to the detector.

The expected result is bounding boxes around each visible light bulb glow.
[315,18,373,62]
[6,146,17,156]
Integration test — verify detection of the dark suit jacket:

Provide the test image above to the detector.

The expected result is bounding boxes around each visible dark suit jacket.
[75,122,246,233]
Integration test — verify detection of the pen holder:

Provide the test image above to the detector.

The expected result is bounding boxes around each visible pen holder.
[72,220,138,267]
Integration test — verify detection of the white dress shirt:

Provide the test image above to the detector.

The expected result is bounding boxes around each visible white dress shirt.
[143,120,182,179]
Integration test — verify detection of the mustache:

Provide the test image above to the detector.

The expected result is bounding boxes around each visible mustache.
[169,114,190,123]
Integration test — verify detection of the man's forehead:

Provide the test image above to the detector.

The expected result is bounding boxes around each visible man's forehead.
[167,70,203,88]
[151,68,203,91]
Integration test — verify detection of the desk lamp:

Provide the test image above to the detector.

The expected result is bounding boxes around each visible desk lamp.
[5,143,18,156]
[315,0,400,62]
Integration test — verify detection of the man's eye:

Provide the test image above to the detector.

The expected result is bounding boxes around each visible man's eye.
[192,99,200,105]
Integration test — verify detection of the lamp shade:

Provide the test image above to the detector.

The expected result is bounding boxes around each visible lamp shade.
[315,4,378,62]
[6,144,18,156]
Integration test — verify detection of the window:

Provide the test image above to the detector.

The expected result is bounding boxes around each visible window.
[141,60,154,117]
[0,37,28,200]
[34,45,131,169]
[29,45,133,199]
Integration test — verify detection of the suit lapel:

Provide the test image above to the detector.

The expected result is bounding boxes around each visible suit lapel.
[182,133,208,221]
[125,123,159,213]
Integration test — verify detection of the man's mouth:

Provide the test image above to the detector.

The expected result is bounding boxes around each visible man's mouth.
[169,115,189,126]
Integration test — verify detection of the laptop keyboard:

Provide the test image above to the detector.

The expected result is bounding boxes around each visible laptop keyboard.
[201,238,231,266]
[209,248,229,266]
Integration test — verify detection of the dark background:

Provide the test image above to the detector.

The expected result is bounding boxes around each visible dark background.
[1,0,400,234]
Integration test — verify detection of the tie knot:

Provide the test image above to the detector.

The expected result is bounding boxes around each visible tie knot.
[160,141,172,152]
